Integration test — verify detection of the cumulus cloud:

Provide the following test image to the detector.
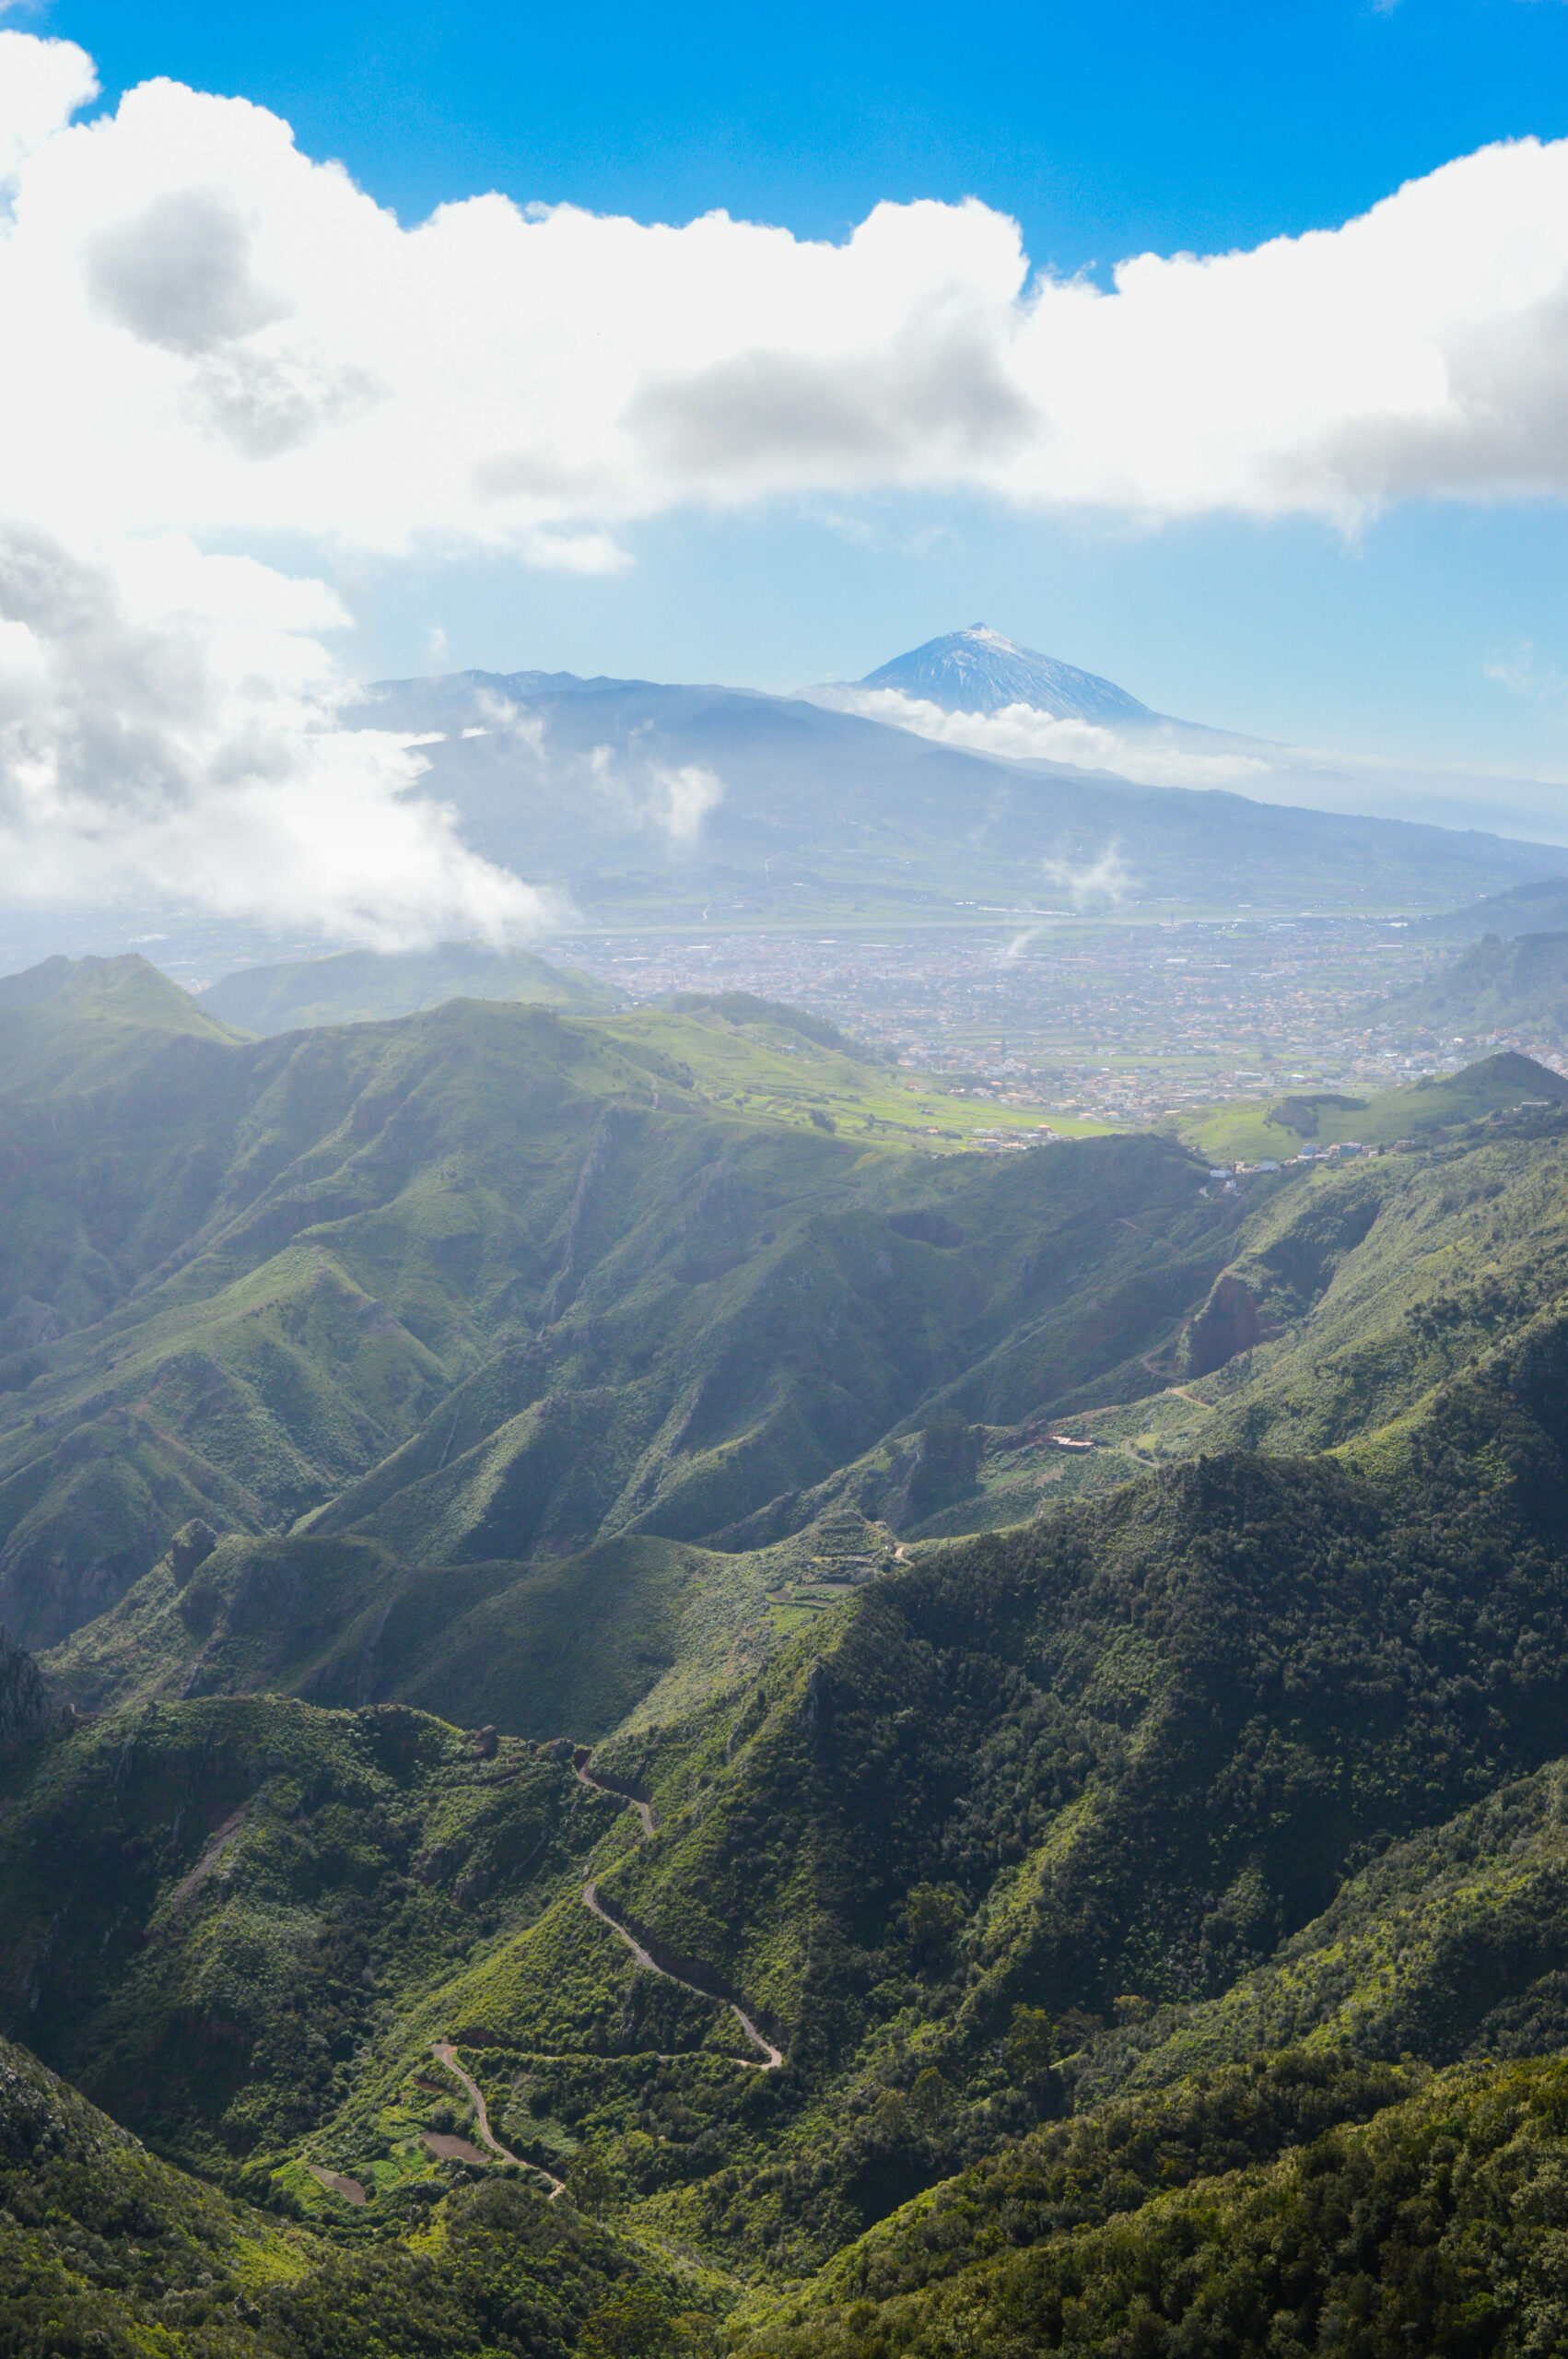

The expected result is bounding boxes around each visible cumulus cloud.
[15,39,1568,551]
[0,29,94,183]
[87,186,291,353]
[13,29,1568,930]
[0,527,556,945]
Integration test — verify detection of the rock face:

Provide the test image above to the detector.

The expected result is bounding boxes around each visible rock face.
[169,1520,218,1583]
[1186,1273,1271,1376]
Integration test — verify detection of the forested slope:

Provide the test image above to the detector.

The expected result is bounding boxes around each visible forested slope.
[1379,926,1568,1045]
[3,962,1568,2355]
[0,956,1238,1692]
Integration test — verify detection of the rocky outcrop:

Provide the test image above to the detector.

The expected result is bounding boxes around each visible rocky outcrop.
[1185,1273,1271,1377]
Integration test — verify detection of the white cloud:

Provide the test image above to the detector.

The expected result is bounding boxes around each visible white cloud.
[12,31,1568,929]
[801,679,1568,841]
[803,684,1273,786]
[0,29,94,184]
[574,733,727,843]
[14,41,1568,553]
[1484,640,1568,704]
[0,526,556,945]
[425,697,724,846]
[1001,848,1133,950]
[651,760,725,841]
[1039,843,1132,908]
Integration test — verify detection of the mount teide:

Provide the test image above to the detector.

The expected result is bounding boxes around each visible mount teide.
[366,638,1563,921]
[854,621,1161,722]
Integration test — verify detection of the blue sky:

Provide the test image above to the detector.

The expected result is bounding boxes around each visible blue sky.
[41,0,1568,264]
[25,0,1568,776]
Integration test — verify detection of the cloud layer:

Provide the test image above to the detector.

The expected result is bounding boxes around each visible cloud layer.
[10,29,1568,933]
[804,684,1275,788]
[14,36,1568,550]
[804,682,1568,845]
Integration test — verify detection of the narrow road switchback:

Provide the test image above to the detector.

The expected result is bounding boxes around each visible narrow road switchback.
[431,2039,566,2198]
[573,1750,784,2070]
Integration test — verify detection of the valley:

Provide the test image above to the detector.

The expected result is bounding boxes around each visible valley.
[549,911,1506,1130]
[5,933,1568,2359]
[11,0,1568,2309]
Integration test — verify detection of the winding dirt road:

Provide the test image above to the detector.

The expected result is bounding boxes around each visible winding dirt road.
[580,1880,783,2068]
[573,1750,657,1836]
[431,2038,566,2199]
[573,1754,784,2070]
[410,1751,783,2209]
[1137,1351,1216,1413]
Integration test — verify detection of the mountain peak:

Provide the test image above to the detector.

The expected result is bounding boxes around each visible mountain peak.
[0,953,240,1041]
[860,625,1155,724]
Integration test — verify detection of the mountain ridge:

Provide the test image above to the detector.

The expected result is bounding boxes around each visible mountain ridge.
[200,942,620,1035]
[1375,927,1568,1048]
[1415,874,1568,940]
[362,664,1568,918]
[5,957,1568,2353]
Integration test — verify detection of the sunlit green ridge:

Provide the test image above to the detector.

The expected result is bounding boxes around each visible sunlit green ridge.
[2,953,1568,2357]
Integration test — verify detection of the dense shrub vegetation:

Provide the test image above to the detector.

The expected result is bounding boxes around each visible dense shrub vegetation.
[2,969,1568,2355]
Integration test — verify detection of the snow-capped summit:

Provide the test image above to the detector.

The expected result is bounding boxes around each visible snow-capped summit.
[860,624,1155,724]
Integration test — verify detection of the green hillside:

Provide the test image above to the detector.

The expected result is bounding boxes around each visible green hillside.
[1176,1047,1568,1165]
[0,2014,712,2359]
[646,1093,1568,1548]
[0,2026,311,2352]
[6,1294,1565,2119]
[0,949,247,1102]
[1375,927,1568,1047]
[573,996,1103,1147]
[2,1291,1568,2346]
[46,1523,814,1737]
[1082,1753,1568,2104]
[6,952,1568,2353]
[1415,872,1568,942]
[1151,1104,1568,1449]
[0,958,1213,1661]
[199,941,621,1033]
[0,1694,611,2173]
[0,950,238,1037]
[735,2055,1568,2359]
